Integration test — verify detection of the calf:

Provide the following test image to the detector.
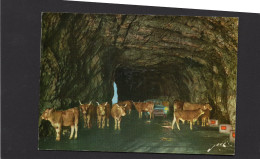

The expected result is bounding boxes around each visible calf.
[96,102,111,128]
[111,104,126,130]
[200,109,211,127]
[183,102,212,125]
[133,102,154,119]
[171,109,204,130]
[41,107,79,141]
[117,100,133,115]
[79,101,96,128]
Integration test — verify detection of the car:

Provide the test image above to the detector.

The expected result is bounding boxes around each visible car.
[144,99,169,118]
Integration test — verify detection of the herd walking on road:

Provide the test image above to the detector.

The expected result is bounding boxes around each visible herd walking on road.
[40,100,213,141]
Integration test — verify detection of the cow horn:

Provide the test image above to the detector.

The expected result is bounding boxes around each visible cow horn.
[105,102,108,105]
[124,104,127,107]
[79,100,82,105]
[96,102,100,105]
[116,104,120,107]
[89,101,92,105]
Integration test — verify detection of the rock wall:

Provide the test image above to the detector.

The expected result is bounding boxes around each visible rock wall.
[39,13,238,136]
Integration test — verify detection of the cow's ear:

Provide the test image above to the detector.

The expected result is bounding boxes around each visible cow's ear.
[48,108,54,114]
[116,104,120,108]
[105,102,108,105]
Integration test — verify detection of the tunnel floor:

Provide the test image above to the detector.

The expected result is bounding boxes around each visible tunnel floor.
[39,110,235,155]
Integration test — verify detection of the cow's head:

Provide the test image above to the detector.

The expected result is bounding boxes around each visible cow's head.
[80,101,92,114]
[117,104,126,116]
[41,108,54,120]
[97,102,107,116]
[205,104,212,110]
[203,104,212,110]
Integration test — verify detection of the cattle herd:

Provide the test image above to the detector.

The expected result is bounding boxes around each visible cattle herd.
[40,100,213,141]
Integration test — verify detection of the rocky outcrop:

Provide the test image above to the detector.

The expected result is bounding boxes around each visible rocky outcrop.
[39,13,238,136]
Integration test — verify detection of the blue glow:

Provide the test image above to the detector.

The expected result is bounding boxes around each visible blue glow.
[112,82,118,104]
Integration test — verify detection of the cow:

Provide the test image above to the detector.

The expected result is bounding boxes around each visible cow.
[117,100,133,115]
[133,102,154,119]
[171,108,205,130]
[183,102,212,111]
[111,104,126,130]
[96,102,111,128]
[79,101,96,128]
[182,102,212,125]
[40,107,79,141]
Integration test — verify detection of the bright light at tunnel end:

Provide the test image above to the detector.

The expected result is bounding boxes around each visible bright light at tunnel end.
[112,82,118,104]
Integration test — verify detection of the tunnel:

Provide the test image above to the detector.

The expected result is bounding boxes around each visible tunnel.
[39,13,238,136]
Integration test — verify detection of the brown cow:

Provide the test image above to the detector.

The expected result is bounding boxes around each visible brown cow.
[117,100,133,114]
[133,102,154,119]
[183,102,212,125]
[171,109,205,130]
[79,101,96,128]
[96,102,111,128]
[41,107,79,141]
[111,104,126,130]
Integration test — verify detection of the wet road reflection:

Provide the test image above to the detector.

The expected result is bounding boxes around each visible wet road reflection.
[39,110,235,155]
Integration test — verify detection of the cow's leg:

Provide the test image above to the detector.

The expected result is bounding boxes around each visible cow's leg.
[176,119,180,130]
[55,126,61,141]
[102,116,105,128]
[182,120,185,124]
[87,115,90,128]
[129,109,131,115]
[149,112,152,119]
[114,119,118,130]
[118,119,121,130]
[197,120,200,125]
[171,116,176,129]
[140,112,143,118]
[83,115,87,128]
[97,116,101,128]
[74,124,78,139]
[106,118,109,127]
[69,125,75,139]
[190,121,193,130]
[206,117,209,126]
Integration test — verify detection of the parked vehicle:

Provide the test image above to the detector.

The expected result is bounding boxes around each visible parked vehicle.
[144,99,169,118]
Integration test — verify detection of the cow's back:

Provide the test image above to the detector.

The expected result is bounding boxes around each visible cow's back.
[183,102,203,110]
